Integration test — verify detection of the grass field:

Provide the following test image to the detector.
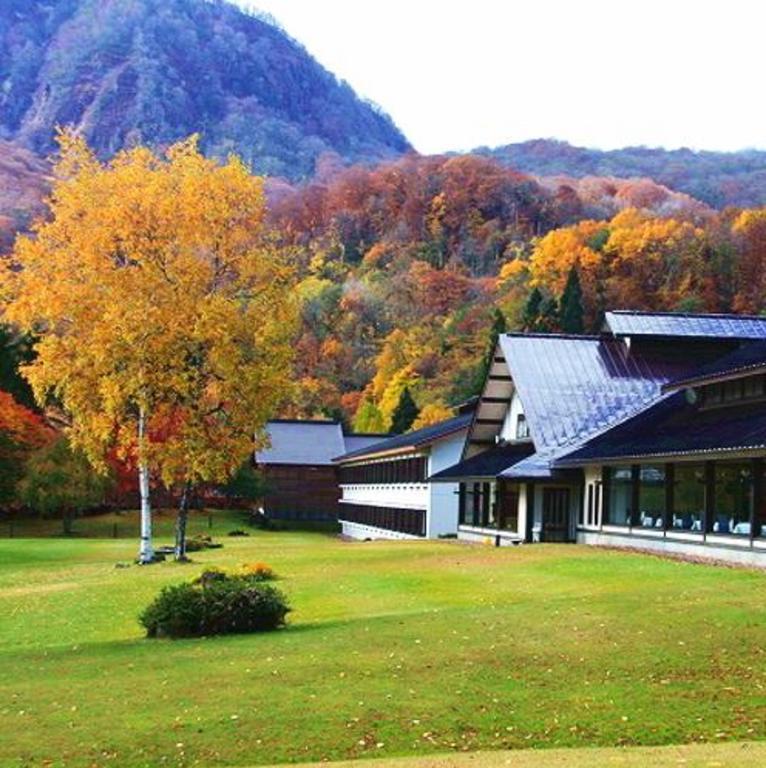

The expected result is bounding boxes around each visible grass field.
[1,511,765,767]
[269,741,766,767]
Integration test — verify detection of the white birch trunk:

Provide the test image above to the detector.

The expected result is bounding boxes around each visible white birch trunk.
[137,408,154,564]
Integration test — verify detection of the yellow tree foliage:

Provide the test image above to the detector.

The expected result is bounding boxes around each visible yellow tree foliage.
[604,210,706,309]
[412,402,452,430]
[731,209,766,313]
[378,367,418,430]
[1,132,297,561]
[528,220,606,326]
[370,329,409,401]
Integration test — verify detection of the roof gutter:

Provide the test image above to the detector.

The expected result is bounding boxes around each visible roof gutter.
[662,364,766,394]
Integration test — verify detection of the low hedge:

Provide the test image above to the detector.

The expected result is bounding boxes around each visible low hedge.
[140,568,289,638]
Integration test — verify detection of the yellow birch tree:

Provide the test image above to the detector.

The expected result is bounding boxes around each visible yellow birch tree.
[0,133,297,562]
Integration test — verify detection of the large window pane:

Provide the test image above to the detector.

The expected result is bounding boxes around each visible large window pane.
[638,465,666,529]
[714,463,753,535]
[757,464,766,538]
[673,464,705,531]
[497,482,520,532]
[607,466,633,526]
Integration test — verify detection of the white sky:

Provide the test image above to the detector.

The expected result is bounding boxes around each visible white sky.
[236,0,766,154]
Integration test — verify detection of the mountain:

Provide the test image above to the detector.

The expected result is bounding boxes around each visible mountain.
[476,139,766,209]
[0,141,49,252]
[0,0,410,180]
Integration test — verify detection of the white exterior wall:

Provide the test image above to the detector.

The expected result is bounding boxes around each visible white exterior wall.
[338,428,468,540]
[499,391,525,442]
[427,431,465,538]
[582,466,603,529]
[578,529,766,568]
[340,483,428,509]
[458,529,524,546]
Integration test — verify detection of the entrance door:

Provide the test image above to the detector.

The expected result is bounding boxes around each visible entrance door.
[542,487,572,542]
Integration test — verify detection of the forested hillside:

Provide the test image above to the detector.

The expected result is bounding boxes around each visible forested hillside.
[0,0,409,179]
[478,139,766,209]
[0,141,49,252]
[2,1,766,438]
[267,153,765,431]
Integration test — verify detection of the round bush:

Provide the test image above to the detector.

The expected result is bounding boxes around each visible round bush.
[140,572,290,638]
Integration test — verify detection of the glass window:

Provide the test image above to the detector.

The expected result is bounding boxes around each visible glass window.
[706,384,723,406]
[743,375,765,399]
[756,463,766,539]
[723,379,743,403]
[497,482,520,531]
[459,482,499,529]
[673,464,705,531]
[638,465,666,529]
[607,466,633,526]
[714,462,753,535]
[466,482,482,526]
[516,414,529,440]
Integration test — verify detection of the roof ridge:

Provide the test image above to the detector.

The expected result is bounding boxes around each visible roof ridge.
[269,418,340,425]
[609,309,766,321]
[501,331,603,341]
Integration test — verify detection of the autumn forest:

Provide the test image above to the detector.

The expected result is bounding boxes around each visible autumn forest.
[265,153,766,432]
[2,0,766,518]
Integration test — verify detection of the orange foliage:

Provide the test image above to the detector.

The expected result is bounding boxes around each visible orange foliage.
[732,209,766,313]
[409,261,472,316]
[0,391,53,452]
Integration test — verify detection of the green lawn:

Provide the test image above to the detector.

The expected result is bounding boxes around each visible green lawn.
[267,741,766,767]
[1,514,765,767]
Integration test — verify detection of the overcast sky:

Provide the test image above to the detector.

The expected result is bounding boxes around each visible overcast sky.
[237,0,766,155]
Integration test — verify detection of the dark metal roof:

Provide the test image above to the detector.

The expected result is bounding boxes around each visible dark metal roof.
[499,452,555,480]
[497,452,581,482]
[498,333,698,456]
[430,443,534,482]
[663,341,766,392]
[605,310,766,340]
[343,434,390,453]
[256,422,390,466]
[556,394,766,465]
[335,412,472,463]
[256,421,346,466]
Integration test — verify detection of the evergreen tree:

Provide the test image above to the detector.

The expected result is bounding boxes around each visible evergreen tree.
[0,326,36,410]
[522,287,543,331]
[390,387,420,434]
[559,267,585,334]
[537,296,559,333]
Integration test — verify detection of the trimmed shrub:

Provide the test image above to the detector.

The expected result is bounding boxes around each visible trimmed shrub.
[239,562,275,580]
[140,571,290,638]
[185,534,223,552]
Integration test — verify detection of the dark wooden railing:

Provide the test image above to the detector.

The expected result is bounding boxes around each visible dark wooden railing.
[339,503,425,536]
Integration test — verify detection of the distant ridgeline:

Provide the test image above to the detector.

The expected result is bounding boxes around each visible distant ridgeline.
[0,0,410,180]
[475,139,766,209]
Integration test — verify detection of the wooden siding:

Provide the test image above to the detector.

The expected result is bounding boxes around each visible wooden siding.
[260,464,340,521]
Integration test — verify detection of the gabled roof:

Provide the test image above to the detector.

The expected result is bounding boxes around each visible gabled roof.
[663,340,766,393]
[555,393,766,465]
[430,443,534,481]
[256,420,346,466]
[343,434,390,453]
[256,421,389,467]
[498,333,697,457]
[605,310,766,340]
[335,412,472,463]
[499,451,582,482]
